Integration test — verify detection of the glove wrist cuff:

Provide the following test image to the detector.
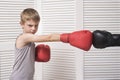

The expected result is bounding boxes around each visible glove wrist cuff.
[60,33,70,43]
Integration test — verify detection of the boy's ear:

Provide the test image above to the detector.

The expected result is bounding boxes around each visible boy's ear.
[20,21,24,29]
[20,21,23,25]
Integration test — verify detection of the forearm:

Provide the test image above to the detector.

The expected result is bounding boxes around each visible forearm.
[34,33,61,42]
[23,33,61,43]
[48,33,60,42]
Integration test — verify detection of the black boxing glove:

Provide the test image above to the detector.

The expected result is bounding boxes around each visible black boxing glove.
[93,30,120,48]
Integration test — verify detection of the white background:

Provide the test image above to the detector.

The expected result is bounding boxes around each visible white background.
[0,0,120,80]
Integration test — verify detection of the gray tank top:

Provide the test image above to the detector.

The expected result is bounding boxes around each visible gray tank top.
[10,42,35,80]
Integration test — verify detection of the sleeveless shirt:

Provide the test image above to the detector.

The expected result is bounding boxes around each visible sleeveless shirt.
[10,42,35,80]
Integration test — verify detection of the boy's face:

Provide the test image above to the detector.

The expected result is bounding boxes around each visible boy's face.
[21,19,39,34]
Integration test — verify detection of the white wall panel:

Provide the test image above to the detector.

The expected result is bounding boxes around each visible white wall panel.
[83,0,120,80]
[40,0,78,80]
[0,0,35,80]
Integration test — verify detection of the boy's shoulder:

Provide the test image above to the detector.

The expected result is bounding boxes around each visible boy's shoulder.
[17,33,33,39]
[16,33,33,48]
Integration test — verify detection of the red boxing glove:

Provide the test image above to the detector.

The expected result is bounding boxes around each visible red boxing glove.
[60,30,93,51]
[35,44,50,62]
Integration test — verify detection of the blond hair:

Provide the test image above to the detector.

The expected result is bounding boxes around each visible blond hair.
[20,8,40,24]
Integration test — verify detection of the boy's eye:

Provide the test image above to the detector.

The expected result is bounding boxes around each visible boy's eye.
[35,25,38,27]
[28,25,33,27]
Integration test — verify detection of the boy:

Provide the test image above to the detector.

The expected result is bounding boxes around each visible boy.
[10,8,60,80]
[10,8,92,80]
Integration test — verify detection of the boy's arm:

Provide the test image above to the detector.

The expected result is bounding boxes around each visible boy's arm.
[22,33,60,43]
[21,30,92,51]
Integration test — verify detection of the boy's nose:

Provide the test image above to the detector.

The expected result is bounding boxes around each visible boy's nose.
[32,26,36,30]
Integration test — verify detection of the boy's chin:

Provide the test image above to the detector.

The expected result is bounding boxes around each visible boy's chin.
[32,32,36,34]
[29,31,35,34]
